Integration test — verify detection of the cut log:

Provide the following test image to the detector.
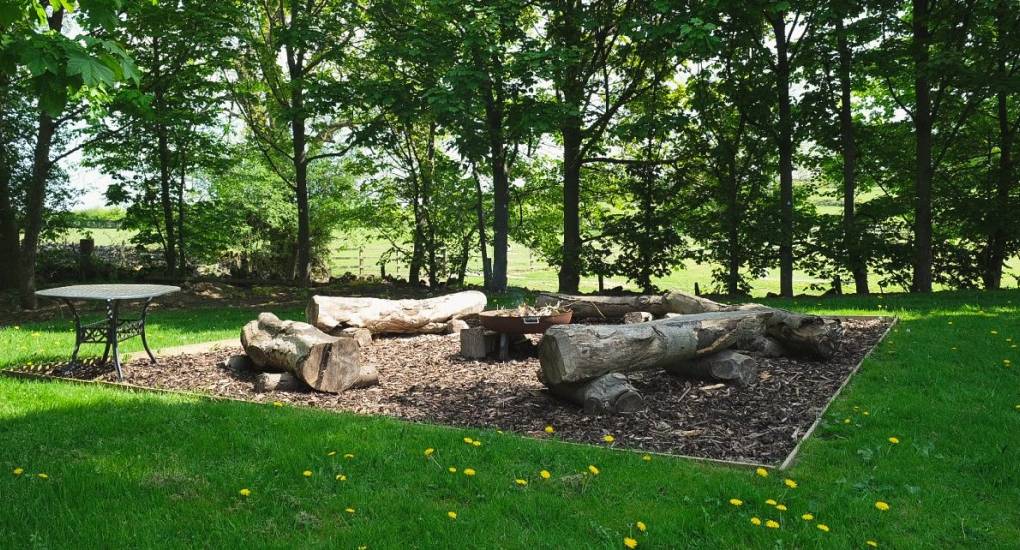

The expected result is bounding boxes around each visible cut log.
[666,350,758,386]
[544,373,645,415]
[341,327,373,348]
[241,312,378,393]
[460,327,499,359]
[623,311,653,324]
[535,292,670,319]
[446,319,470,334]
[763,309,843,360]
[537,311,770,385]
[306,290,487,335]
[255,372,309,393]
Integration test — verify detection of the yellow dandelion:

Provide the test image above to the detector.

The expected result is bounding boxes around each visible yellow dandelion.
[424,448,435,457]
[602,434,615,443]
[273,401,284,407]
[623,537,638,549]
[765,499,777,506]
[12,468,23,476]
[866,540,879,547]
[327,451,336,456]
[544,425,555,434]
[755,467,769,478]
[636,521,646,532]
[784,478,797,489]
[540,470,551,479]
[344,453,354,459]
[515,478,528,486]
[463,437,473,444]
[750,516,762,526]
[336,474,347,481]
[448,467,457,473]
[863,411,870,416]
[817,523,830,532]
[641,454,652,461]
[447,511,457,520]
[775,504,787,511]
[239,488,251,497]
[37,473,48,479]
[888,436,900,444]
[463,468,476,477]
[991,330,999,335]
[843,418,851,424]
[729,498,743,506]
[875,501,890,511]
[303,470,313,477]
[588,465,600,475]
[345,507,355,514]
[765,519,780,529]
[801,513,814,521]
[472,440,482,447]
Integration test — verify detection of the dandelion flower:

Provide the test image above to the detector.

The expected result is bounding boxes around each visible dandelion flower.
[863,411,870,416]
[750,517,762,526]
[448,467,457,473]
[273,401,283,407]
[327,451,336,456]
[472,440,482,447]
[775,504,787,511]
[424,448,435,457]
[623,537,638,549]
[755,467,768,478]
[544,425,555,434]
[12,468,23,476]
[336,474,347,481]
[463,437,473,444]
[239,488,251,497]
[866,540,879,547]
[303,470,313,477]
[588,465,600,475]
[37,473,48,479]
[991,330,999,335]
[888,437,900,444]
[874,501,890,511]
[463,468,476,477]
[345,507,355,514]
[642,454,652,461]
[765,499,777,506]
[784,478,797,489]
[636,521,646,532]
[817,523,830,532]
[765,519,780,529]
[515,479,528,486]
[843,418,851,424]
[602,434,615,443]
[729,498,743,506]
[447,511,457,520]
[801,513,814,521]
[344,453,354,459]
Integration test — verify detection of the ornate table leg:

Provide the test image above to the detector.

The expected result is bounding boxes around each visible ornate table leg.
[139,297,156,364]
[65,299,82,366]
[107,299,124,381]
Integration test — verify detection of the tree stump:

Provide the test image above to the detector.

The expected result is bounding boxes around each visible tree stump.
[241,312,378,393]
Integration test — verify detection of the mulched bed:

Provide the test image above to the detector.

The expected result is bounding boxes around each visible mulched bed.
[9,317,893,466]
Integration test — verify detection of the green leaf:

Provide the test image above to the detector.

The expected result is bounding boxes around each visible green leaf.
[67,52,115,87]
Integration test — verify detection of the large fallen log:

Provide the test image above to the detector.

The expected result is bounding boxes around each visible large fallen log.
[241,312,378,393]
[535,292,672,319]
[543,373,645,415]
[538,310,772,385]
[306,290,486,335]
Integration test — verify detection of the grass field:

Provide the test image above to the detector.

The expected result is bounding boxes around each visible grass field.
[2,290,1019,547]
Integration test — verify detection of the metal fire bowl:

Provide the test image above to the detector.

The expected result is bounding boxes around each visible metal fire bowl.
[477,310,573,334]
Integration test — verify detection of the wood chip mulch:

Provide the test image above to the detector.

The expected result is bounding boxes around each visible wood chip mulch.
[11,317,893,466]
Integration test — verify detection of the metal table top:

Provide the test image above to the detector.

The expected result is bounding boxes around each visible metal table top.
[35,284,181,301]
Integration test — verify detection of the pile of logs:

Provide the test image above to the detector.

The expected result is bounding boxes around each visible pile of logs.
[536,291,843,415]
[239,312,378,394]
[306,290,485,335]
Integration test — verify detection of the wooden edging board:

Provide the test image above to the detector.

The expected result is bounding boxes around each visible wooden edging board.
[1,314,898,472]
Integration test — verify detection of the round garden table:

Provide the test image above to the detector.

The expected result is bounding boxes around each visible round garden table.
[35,284,180,380]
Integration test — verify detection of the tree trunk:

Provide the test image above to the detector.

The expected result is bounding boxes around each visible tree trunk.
[911,0,934,293]
[983,1,1014,290]
[177,143,187,275]
[0,141,19,291]
[536,291,724,319]
[481,69,510,293]
[556,9,583,294]
[241,312,377,393]
[472,165,492,288]
[18,8,64,310]
[287,43,311,285]
[836,17,869,294]
[307,290,487,334]
[665,350,758,386]
[543,373,645,415]
[772,13,795,298]
[153,36,177,278]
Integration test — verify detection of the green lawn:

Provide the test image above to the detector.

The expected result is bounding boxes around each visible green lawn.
[2,289,1019,547]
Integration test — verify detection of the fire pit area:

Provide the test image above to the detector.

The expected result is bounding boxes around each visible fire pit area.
[7,290,895,466]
